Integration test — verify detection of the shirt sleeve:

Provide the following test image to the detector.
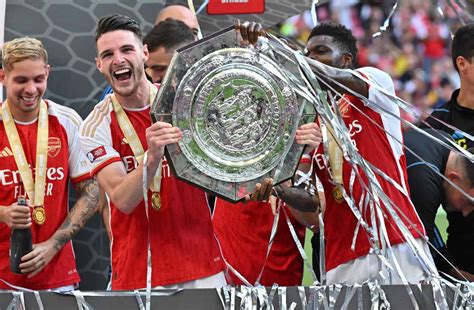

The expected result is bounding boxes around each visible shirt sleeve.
[79,103,122,176]
[356,66,397,113]
[66,116,93,183]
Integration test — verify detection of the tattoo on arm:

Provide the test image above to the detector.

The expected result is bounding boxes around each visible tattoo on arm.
[52,178,100,251]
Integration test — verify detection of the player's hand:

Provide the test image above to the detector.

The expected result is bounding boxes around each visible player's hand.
[245,178,273,202]
[0,201,32,229]
[234,19,266,45]
[20,239,58,277]
[295,123,322,151]
[145,121,182,166]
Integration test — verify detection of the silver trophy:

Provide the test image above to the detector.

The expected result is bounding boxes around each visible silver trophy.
[151,26,316,202]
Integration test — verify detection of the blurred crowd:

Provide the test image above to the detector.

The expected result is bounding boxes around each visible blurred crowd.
[279,0,466,129]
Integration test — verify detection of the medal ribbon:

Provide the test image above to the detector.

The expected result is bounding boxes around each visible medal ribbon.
[110,82,162,193]
[2,100,49,208]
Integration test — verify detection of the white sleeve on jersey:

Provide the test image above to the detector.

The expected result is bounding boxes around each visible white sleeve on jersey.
[357,67,404,162]
[356,66,397,113]
[49,101,91,182]
[79,100,121,175]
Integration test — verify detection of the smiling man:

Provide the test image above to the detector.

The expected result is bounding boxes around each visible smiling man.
[79,15,225,290]
[0,37,100,291]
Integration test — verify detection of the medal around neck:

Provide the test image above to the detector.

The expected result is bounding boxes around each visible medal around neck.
[151,26,316,202]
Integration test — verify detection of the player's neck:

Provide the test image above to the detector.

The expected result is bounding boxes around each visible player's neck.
[457,82,474,110]
[115,79,151,109]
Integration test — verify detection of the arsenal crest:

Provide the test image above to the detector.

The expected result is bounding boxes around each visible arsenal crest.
[48,137,61,158]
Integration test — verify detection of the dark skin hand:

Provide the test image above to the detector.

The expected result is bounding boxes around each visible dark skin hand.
[234,19,265,45]
[244,178,273,202]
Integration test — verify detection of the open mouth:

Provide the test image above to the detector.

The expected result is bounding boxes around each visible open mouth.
[113,68,132,82]
[21,96,38,105]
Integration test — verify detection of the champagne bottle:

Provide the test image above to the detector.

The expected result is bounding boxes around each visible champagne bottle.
[10,196,33,274]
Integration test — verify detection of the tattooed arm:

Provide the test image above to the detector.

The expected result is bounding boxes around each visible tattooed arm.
[19,177,101,276]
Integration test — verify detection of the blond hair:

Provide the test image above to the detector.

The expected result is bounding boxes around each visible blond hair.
[2,37,48,72]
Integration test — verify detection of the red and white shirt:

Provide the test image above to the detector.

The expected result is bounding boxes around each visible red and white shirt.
[0,101,90,290]
[213,199,306,286]
[79,97,223,290]
[307,67,425,271]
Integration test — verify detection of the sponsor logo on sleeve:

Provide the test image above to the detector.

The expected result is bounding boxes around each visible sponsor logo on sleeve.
[87,146,107,163]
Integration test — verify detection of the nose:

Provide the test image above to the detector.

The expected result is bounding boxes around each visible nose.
[112,52,125,65]
[24,80,36,94]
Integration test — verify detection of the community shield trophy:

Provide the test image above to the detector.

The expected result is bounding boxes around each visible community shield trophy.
[151,26,316,202]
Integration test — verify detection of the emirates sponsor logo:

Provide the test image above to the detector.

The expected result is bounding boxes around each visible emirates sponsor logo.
[48,137,61,158]
[0,146,13,158]
[0,167,65,186]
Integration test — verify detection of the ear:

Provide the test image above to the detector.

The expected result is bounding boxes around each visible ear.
[456,56,468,73]
[45,64,50,78]
[447,170,461,183]
[95,57,103,73]
[142,44,149,62]
[342,53,353,69]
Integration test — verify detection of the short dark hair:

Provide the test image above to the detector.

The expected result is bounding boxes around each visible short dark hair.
[461,147,474,187]
[143,19,194,53]
[308,23,358,65]
[95,14,142,42]
[451,24,474,72]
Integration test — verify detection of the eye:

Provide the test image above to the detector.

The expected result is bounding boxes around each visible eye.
[101,52,112,60]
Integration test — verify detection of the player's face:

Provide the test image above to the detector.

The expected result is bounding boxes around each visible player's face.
[145,46,173,83]
[305,35,351,69]
[96,30,148,97]
[3,59,49,121]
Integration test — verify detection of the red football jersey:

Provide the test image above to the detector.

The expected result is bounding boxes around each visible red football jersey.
[80,98,224,290]
[0,101,90,290]
[311,67,425,271]
[213,199,306,286]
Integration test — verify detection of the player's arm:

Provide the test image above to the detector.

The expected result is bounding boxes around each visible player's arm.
[305,58,369,98]
[95,121,181,214]
[275,162,321,233]
[276,123,322,231]
[19,177,101,276]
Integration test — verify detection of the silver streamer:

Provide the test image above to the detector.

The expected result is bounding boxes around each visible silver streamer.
[372,1,399,38]
[367,281,391,309]
[311,0,319,27]
[267,284,279,310]
[254,201,282,286]
[141,152,152,310]
[7,292,24,310]
[281,204,320,285]
[278,287,287,310]
[341,284,360,310]
[33,291,44,310]
[298,286,307,309]
[71,290,94,310]
[328,284,343,308]
[222,285,231,310]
